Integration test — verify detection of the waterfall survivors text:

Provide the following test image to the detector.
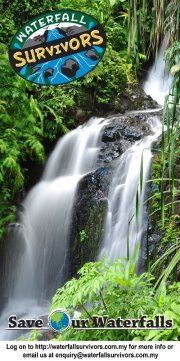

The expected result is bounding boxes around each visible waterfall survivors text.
[11,28,104,68]
[9,10,106,85]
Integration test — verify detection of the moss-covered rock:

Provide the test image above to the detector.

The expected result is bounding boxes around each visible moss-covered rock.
[67,166,112,278]
[67,110,160,278]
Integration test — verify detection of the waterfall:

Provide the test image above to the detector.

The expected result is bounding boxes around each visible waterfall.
[143,38,172,105]
[99,39,171,261]
[99,116,162,261]
[0,117,105,340]
[0,39,170,340]
[12,117,105,300]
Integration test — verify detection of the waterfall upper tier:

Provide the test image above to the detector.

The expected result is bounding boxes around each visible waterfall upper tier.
[143,38,172,105]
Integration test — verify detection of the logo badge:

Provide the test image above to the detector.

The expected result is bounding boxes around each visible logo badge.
[9,10,106,85]
[49,309,71,333]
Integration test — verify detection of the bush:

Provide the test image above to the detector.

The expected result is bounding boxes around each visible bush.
[0,44,44,238]
[49,254,180,341]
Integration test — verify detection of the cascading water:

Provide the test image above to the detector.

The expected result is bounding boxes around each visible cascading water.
[99,116,162,261]
[143,37,172,105]
[99,39,171,261]
[12,117,105,301]
[99,41,172,261]
[0,117,105,340]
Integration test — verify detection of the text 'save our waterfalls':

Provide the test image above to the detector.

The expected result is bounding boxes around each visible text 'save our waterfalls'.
[0,39,171,340]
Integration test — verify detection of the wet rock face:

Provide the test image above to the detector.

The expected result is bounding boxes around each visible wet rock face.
[102,127,122,142]
[124,127,143,140]
[68,166,113,278]
[98,111,161,164]
[98,142,123,164]
[61,59,79,78]
[111,85,159,114]
[67,110,162,276]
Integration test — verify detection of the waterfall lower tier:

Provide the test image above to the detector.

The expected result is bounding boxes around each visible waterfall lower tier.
[7,117,105,301]
[99,116,162,261]
[13,176,81,300]
[0,117,105,340]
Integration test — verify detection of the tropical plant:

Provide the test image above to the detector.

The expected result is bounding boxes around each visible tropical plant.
[47,251,180,341]
[0,44,44,238]
[128,0,180,66]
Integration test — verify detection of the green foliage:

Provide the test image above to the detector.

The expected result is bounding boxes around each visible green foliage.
[0,1,58,37]
[155,34,180,285]
[134,283,180,341]
[149,154,180,285]
[148,29,180,282]
[35,87,73,141]
[20,330,43,341]
[153,242,180,292]
[49,254,180,341]
[128,0,180,67]
[0,13,16,44]
[165,0,180,46]
[162,215,180,246]
[0,44,44,238]
[80,46,135,104]
[79,230,87,244]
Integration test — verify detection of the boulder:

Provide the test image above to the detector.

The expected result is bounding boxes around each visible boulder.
[85,50,99,61]
[43,68,54,78]
[124,127,143,140]
[98,110,161,165]
[101,126,122,142]
[61,59,79,78]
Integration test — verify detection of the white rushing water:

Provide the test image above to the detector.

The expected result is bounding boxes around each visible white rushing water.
[143,38,172,105]
[0,117,105,340]
[99,116,162,261]
[99,39,172,261]
[12,117,105,300]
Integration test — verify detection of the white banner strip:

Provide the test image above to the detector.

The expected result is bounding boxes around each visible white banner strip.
[0,341,179,360]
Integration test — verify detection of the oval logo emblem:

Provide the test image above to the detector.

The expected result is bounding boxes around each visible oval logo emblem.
[9,10,106,86]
